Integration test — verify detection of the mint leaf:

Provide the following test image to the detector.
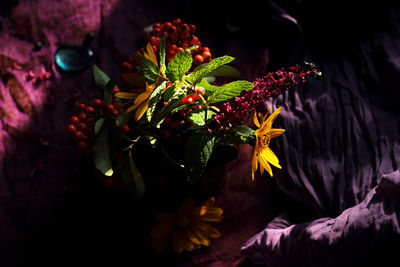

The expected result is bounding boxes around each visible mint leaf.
[166,51,192,82]
[196,78,219,96]
[146,81,166,122]
[94,117,106,134]
[104,77,118,105]
[120,151,146,199]
[217,125,255,145]
[137,56,160,84]
[188,110,215,126]
[93,128,113,176]
[150,85,186,126]
[191,56,234,84]
[93,65,111,91]
[205,65,241,78]
[163,82,176,102]
[184,131,215,183]
[116,111,131,127]
[159,35,167,76]
[208,80,254,104]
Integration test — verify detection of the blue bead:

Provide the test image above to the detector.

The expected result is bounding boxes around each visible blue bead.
[54,45,94,72]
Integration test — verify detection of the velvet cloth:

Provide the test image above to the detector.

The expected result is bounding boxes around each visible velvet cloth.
[0,1,399,266]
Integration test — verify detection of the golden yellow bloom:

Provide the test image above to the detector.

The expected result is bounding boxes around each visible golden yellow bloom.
[151,197,223,254]
[115,43,158,121]
[252,107,285,179]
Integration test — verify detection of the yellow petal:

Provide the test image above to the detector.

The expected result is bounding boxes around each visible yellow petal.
[258,152,273,177]
[207,226,221,239]
[134,91,151,105]
[251,148,258,181]
[263,147,281,169]
[253,111,260,128]
[176,215,191,227]
[173,230,185,253]
[135,98,150,121]
[145,43,158,66]
[115,92,137,99]
[200,197,215,216]
[270,128,285,138]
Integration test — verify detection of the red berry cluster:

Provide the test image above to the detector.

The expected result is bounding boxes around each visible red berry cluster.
[66,88,126,154]
[149,19,212,66]
[121,19,212,73]
[180,85,205,105]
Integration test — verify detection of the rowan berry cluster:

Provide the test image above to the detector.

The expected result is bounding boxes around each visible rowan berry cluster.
[121,18,212,72]
[66,88,128,154]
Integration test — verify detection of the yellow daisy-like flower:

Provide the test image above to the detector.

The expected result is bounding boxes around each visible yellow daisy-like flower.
[115,43,159,121]
[252,106,285,180]
[151,197,223,254]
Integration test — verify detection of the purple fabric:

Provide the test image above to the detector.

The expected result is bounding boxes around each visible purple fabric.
[241,6,400,266]
[242,170,400,266]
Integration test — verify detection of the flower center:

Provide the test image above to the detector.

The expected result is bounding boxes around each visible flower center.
[258,134,271,149]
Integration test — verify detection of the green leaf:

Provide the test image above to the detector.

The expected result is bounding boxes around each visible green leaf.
[150,85,186,126]
[166,51,192,82]
[104,77,118,105]
[191,56,234,84]
[137,56,161,84]
[94,117,106,134]
[208,80,254,104]
[163,82,176,102]
[205,65,241,78]
[188,110,215,126]
[184,131,215,183]
[196,78,219,95]
[217,125,255,145]
[146,81,166,122]
[93,128,113,176]
[93,65,111,91]
[116,111,131,127]
[120,151,146,199]
[159,35,167,77]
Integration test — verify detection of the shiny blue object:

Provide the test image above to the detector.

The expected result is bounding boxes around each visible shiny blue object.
[55,45,94,72]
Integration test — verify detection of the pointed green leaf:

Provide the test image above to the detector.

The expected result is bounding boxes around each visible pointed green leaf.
[184,131,215,183]
[191,56,234,84]
[205,65,241,78]
[137,56,161,84]
[94,117,106,134]
[120,151,146,199]
[217,125,255,145]
[196,78,219,96]
[150,85,186,126]
[163,82,176,102]
[104,77,118,105]
[159,35,167,76]
[166,51,192,82]
[93,128,113,176]
[129,150,145,198]
[208,80,254,104]
[146,81,166,122]
[116,111,131,127]
[93,65,111,91]
[188,110,215,126]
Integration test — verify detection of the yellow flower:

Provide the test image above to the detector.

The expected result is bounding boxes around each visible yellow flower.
[151,197,223,254]
[252,107,285,179]
[115,43,158,121]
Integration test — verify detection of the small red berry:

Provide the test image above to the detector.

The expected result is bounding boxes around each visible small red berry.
[92,99,103,107]
[74,131,86,140]
[78,113,87,122]
[66,124,76,134]
[189,24,196,33]
[152,45,158,53]
[112,88,120,94]
[77,141,86,151]
[106,104,115,113]
[194,55,204,65]
[194,86,205,95]
[77,103,86,111]
[172,18,182,27]
[85,106,95,114]
[202,47,210,52]
[69,116,80,125]
[202,51,212,62]
[120,124,130,134]
[76,123,88,132]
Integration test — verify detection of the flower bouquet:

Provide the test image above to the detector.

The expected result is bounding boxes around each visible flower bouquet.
[66,18,320,254]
